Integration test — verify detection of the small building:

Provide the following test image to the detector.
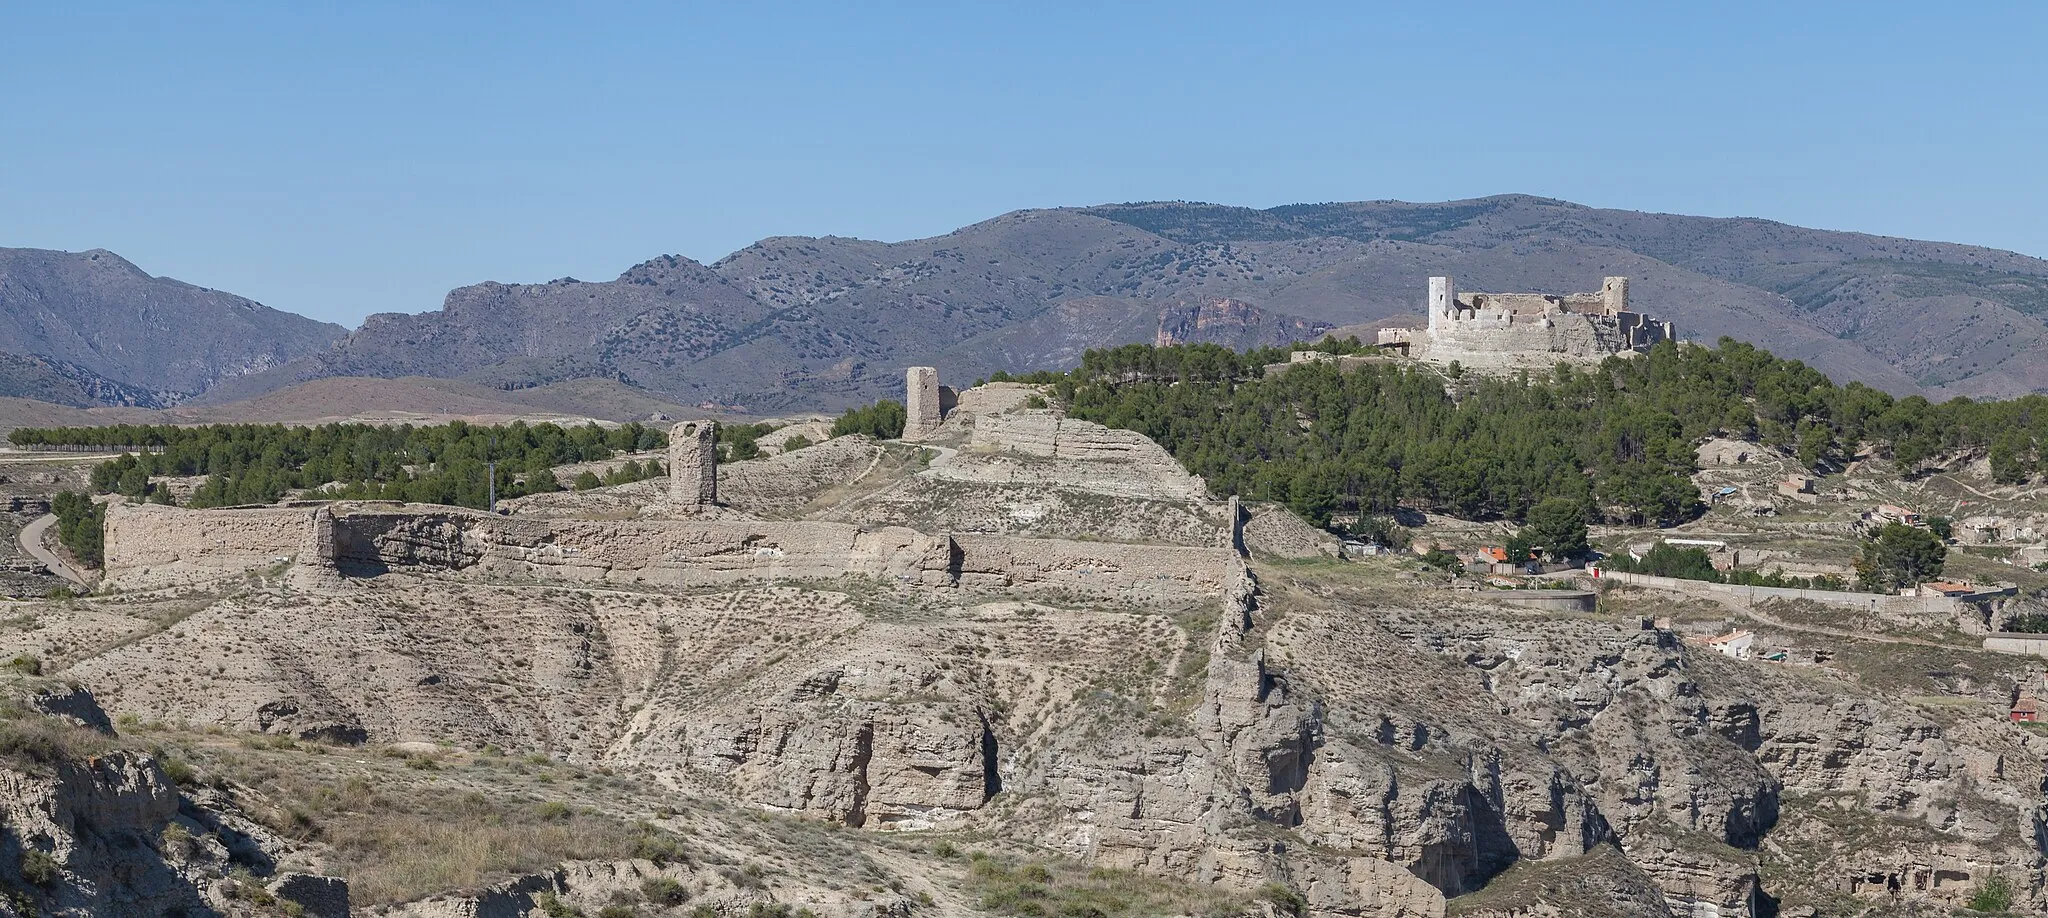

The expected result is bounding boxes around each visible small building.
[1473,545,1539,575]
[1916,581,1977,598]
[2012,696,2040,723]
[1777,477,1819,503]
[1703,629,1755,661]
[1876,504,1921,527]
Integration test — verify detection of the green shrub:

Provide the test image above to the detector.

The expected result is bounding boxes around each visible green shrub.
[573,471,602,491]
[1258,883,1306,917]
[1420,549,1460,572]
[51,490,104,568]
[1969,872,2014,913]
[2007,614,2048,634]
[160,822,196,857]
[19,847,58,886]
[159,756,199,786]
[782,435,813,453]
[830,400,907,439]
[641,876,689,905]
[538,891,584,918]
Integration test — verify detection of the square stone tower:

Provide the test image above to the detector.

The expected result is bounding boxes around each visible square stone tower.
[1600,276,1630,314]
[1426,276,1456,333]
[669,420,718,510]
[905,367,941,441]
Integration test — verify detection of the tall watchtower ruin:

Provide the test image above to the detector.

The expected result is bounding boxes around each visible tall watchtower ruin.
[1425,276,1457,334]
[1599,276,1629,314]
[905,367,942,441]
[669,420,718,511]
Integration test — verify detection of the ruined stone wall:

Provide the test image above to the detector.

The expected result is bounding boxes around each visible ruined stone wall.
[1413,275,1668,368]
[951,535,1237,604]
[1422,311,1635,367]
[718,436,881,514]
[970,411,1164,463]
[104,502,327,588]
[952,382,1040,416]
[103,502,1239,608]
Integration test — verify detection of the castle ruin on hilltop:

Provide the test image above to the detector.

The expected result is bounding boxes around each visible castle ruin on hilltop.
[1377,276,1675,368]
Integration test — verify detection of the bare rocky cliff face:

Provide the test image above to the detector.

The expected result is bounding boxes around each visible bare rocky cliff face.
[0,679,347,917]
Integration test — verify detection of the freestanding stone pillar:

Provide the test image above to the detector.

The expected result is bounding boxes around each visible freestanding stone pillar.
[301,505,339,571]
[905,367,941,440]
[669,420,718,511]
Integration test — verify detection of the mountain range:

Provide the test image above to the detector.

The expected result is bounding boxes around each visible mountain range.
[9,194,2048,415]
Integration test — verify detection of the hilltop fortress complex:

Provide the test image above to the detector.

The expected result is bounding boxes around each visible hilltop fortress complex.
[101,369,1250,609]
[100,274,1674,598]
[1378,275,1676,368]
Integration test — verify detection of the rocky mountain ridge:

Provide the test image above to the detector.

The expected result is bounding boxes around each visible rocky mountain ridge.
[22,195,2048,413]
[0,248,346,405]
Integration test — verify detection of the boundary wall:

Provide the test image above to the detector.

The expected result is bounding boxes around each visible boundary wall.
[1589,570,1979,619]
[1983,633,2048,657]
[104,502,1237,606]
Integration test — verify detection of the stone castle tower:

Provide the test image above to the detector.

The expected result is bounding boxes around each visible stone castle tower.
[668,420,718,511]
[904,367,941,441]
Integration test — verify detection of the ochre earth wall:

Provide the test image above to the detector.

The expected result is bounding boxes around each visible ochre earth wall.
[103,502,323,584]
[104,502,1237,606]
[970,411,1166,463]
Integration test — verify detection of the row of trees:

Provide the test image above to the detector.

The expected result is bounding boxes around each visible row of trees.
[1599,542,1854,591]
[16,420,669,511]
[831,400,907,439]
[50,491,103,568]
[572,459,665,491]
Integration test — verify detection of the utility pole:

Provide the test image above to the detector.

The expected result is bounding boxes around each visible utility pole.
[486,435,497,514]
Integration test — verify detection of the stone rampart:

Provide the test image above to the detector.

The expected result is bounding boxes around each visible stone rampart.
[950,535,1236,604]
[104,501,1238,607]
[103,502,324,587]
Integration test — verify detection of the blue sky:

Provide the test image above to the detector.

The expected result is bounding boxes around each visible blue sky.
[4,2,2043,327]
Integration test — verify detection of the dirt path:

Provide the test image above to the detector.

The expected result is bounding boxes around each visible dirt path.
[19,514,88,587]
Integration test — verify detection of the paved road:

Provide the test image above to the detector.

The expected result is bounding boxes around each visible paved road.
[19,514,88,587]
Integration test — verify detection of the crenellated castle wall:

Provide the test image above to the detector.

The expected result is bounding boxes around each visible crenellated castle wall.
[1386,275,1674,369]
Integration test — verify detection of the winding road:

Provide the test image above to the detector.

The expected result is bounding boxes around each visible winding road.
[19,514,88,587]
